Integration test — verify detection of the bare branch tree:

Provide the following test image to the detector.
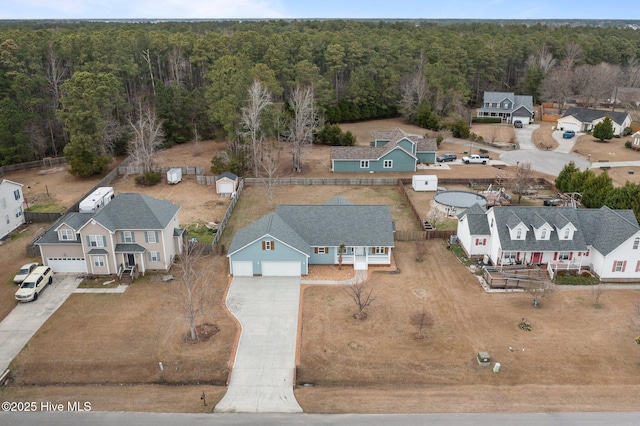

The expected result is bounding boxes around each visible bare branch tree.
[410,306,434,339]
[192,125,201,157]
[526,279,554,308]
[591,285,604,309]
[542,62,574,114]
[240,79,273,176]
[426,207,446,229]
[172,242,216,342]
[128,101,165,174]
[399,52,429,118]
[287,85,317,173]
[261,138,282,208]
[343,279,376,320]
[415,240,428,262]
[513,161,535,204]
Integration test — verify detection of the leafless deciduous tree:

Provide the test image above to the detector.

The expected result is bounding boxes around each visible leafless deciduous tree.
[240,79,273,176]
[415,240,428,262]
[563,41,583,71]
[261,138,282,208]
[44,42,68,155]
[591,285,604,309]
[574,63,621,108]
[192,125,201,157]
[541,63,574,114]
[410,306,434,339]
[399,52,429,118]
[128,102,164,174]
[513,161,535,204]
[527,45,556,74]
[526,279,554,308]
[172,242,216,342]
[343,279,376,320]
[426,207,446,229]
[287,85,317,173]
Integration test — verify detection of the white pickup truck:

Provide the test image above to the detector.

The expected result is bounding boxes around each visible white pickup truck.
[462,154,488,164]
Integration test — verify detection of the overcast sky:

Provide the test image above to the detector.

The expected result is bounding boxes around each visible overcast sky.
[1,0,638,20]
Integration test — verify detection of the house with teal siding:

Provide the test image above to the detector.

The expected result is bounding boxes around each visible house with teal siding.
[227,197,395,276]
[331,128,437,172]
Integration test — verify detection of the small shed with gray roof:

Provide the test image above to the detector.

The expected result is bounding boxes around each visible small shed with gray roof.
[216,172,238,196]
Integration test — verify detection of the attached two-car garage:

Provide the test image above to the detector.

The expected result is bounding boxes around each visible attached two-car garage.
[231,261,302,277]
[46,257,87,273]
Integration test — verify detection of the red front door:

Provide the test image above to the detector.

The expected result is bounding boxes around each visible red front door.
[531,252,542,264]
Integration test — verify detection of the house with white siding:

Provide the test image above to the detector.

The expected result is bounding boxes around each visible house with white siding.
[0,179,25,240]
[457,205,640,282]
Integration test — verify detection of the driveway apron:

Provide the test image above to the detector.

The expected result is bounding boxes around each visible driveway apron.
[215,277,303,413]
[0,275,81,373]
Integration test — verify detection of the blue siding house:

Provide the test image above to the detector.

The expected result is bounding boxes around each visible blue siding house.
[227,197,395,276]
[476,92,534,124]
[331,128,437,172]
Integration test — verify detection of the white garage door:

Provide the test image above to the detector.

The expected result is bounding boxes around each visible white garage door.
[218,182,234,194]
[558,121,580,132]
[47,257,87,273]
[232,261,254,276]
[262,261,301,276]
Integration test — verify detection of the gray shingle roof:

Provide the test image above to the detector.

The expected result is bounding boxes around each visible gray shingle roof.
[276,204,395,247]
[332,127,435,160]
[458,203,491,235]
[91,193,180,231]
[228,212,310,256]
[115,243,146,253]
[217,171,238,181]
[491,206,639,254]
[229,200,395,256]
[35,212,94,245]
[561,107,630,126]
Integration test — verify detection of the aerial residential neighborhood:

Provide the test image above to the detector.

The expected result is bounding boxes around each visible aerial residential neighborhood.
[2,16,640,422]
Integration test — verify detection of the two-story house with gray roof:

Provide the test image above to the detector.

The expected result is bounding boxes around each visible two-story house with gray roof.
[457,205,640,282]
[35,193,184,276]
[331,128,437,172]
[227,197,395,276]
[476,92,534,124]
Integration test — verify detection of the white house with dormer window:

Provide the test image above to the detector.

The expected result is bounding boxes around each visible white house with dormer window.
[0,179,25,240]
[457,205,640,282]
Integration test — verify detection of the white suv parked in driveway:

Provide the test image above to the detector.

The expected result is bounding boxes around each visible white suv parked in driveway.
[15,266,53,302]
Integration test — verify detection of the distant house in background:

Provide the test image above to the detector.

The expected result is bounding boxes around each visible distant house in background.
[0,179,25,240]
[476,92,534,124]
[331,128,437,172]
[557,107,631,136]
[632,131,640,151]
[216,172,238,196]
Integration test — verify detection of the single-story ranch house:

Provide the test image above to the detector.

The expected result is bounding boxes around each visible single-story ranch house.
[476,91,534,124]
[331,128,437,172]
[35,193,184,275]
[457,204,640,282]
[557,107,631,136]
[227,197,395,276]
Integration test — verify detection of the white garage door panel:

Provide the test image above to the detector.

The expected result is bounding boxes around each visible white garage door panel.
[219,182,234,194]
[262,261,301,276]
[232,261,254,276]
[47,257,87,273]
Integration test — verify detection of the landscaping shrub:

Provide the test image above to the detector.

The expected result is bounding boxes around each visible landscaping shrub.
[472,117,501,124]
[553,273,600,286]
[625,140,632,149]
[135,170,162,186]
[314,124,355,146]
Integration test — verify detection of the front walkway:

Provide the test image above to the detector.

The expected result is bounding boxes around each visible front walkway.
[215,277,303,413]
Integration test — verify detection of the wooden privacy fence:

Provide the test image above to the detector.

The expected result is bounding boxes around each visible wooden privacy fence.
[244,177,399,186]
[118,165,204,176]
[394,230,456,241]
[212,178,244,246]
[24,211,64,223]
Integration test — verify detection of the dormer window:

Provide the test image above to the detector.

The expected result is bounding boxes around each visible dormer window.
[541,229,547,239]
[516,229,522,239]
[634,237,639,250]
[564,229,570,239]
[60,229,74,241]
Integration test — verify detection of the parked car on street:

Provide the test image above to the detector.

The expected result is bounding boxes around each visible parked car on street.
[544,199,563,207]
[563,130,576,139]
[513,120,523,128]
[462,154,488,164]
[436,153,457,162]
[15,266,53,302]
[13,262,39,284]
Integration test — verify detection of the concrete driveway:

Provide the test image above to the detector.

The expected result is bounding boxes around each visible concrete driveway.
[215,277,303,413]
[500,124,591,175]
[0,274,81,373]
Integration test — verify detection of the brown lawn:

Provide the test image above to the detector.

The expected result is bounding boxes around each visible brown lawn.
[295,240,640,413]
[8,255,236,388]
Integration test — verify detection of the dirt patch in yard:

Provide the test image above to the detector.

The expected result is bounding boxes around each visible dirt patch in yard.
[295,240,640,413]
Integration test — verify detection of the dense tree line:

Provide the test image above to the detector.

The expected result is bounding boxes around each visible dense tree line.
[1,20,640,173]
[556,162,640,220]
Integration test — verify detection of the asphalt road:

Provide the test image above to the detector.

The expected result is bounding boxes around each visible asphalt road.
[1,411,639,425]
